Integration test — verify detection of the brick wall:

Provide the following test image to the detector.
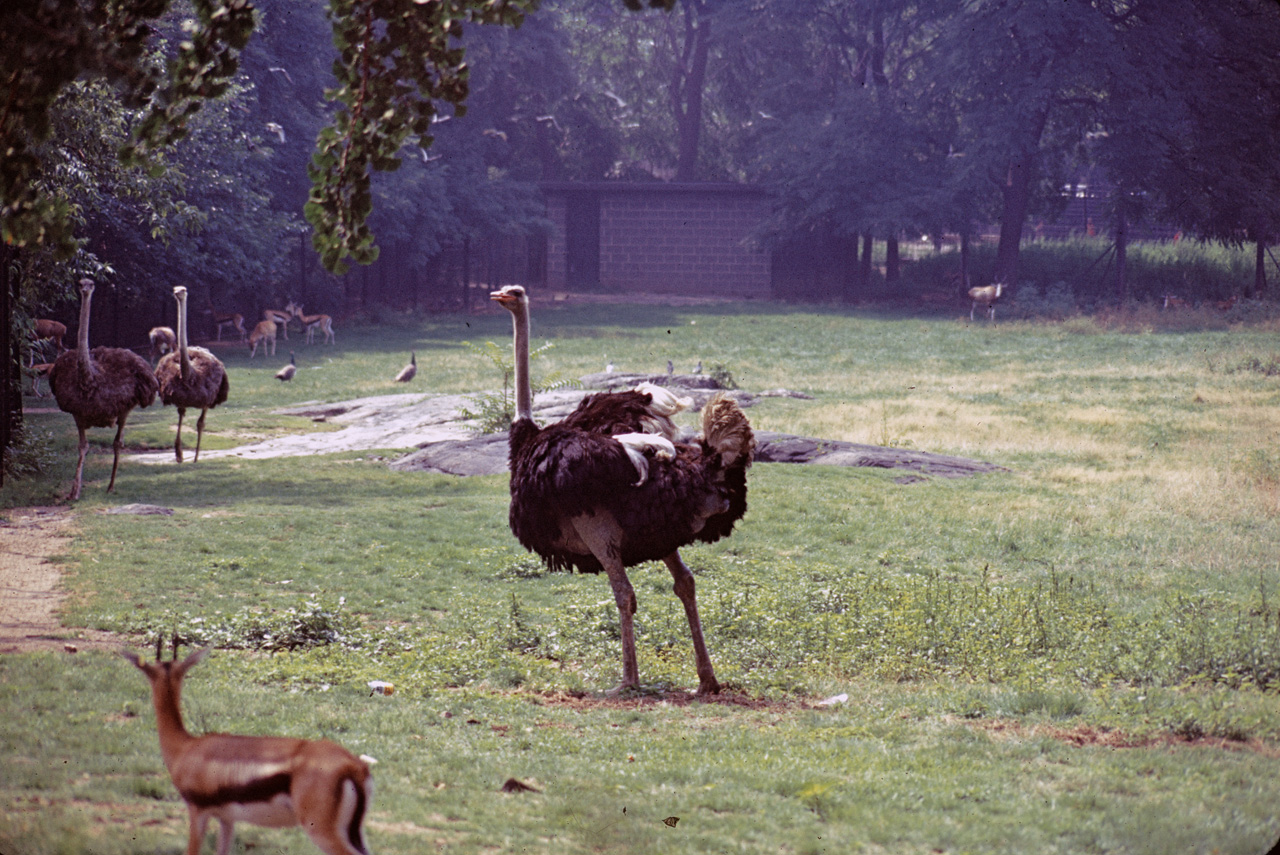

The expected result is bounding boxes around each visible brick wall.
[543,183,771,298]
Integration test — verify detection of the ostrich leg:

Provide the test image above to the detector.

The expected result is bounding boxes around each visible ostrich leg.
[603,563,640,693]
[70,427,89,501]
[174,407,187,462]
[574,516,641,693]
[193,408,207,462]
[107,416,129,492]
[664,552,721,696]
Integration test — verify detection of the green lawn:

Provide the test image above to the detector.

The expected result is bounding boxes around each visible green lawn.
[3,301,1280,854]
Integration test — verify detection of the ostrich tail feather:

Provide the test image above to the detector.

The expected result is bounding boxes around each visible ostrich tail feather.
[634,382,693,417]
[701,394,755,469]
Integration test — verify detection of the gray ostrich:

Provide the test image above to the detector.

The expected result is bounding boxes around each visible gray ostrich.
[155,286,229,462]
[48,279,159,500]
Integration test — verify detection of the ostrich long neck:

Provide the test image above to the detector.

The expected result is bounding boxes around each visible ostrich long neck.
[512,299,533,423]
[176,291,193,378]
[76,286,97,383]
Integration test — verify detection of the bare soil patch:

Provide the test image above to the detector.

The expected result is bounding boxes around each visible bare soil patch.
[0,507,124,654]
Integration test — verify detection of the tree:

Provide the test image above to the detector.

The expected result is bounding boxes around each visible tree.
[1143,0,1280,297]
[741,0,953,298]
[1,0,608,479]
[931,0,1150,288]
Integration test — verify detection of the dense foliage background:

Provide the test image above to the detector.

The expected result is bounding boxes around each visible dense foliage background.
[3,0,1280,476]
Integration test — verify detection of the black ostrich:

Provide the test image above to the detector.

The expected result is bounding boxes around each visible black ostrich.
[492,285,755,696]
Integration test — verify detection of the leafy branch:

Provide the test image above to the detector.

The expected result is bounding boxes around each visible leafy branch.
[456,339,578,433]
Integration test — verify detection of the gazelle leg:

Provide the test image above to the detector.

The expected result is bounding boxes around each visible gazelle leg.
[185,805,210,855]
[664,551,721,696]
[213,816,235,855]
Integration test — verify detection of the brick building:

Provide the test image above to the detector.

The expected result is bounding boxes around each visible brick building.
[540,182,771,298]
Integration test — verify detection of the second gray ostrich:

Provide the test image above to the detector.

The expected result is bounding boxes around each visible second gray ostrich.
[155,286,229,462]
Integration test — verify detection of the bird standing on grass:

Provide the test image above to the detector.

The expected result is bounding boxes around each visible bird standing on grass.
[276,352,297,382]
[155,286,229,463]
[394,352,416,383]
[48,279,159,499]
[493,284,755,696]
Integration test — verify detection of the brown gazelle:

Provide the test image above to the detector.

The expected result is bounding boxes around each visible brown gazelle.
[248,319,277,358]
[212,310,246,343]
[293,304,335,345]
[264,305,294,340]
[123,644,374,855]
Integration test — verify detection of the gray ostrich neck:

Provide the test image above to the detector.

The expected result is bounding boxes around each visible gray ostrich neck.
[512,303,533,422]
[176,292,193,377]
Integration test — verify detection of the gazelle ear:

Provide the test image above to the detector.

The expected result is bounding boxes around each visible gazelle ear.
[176,646,211,674]
[119,649,145,670]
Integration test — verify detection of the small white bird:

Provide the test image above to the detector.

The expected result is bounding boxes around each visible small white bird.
[693,360,702,374]
[667,360,674,375]
[275,352,296,382]
[395,352,417,383]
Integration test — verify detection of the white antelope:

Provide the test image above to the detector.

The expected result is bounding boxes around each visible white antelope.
[293,304,335,345]
[212,311,246,343]
[968,281,1005,321]
[264,306,294,340]
[248,319,277,358]
[123,645,374,855]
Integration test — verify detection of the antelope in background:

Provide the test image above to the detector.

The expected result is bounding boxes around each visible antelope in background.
[292,303,335,345]
[31,318,67,358]
[212,310,246,342]
[264,304,295,340]
[123,644,374,855]
[248,319,277,358]
[968,281,1005,321]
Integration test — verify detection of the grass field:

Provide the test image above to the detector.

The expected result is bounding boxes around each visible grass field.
[3,298,1280,854]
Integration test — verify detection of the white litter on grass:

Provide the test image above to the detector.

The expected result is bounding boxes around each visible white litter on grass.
[816,693,848,707]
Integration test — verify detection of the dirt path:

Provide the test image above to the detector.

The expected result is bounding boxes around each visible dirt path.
[0,507,123,654]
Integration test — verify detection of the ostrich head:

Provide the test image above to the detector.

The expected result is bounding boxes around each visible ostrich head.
[490,284,527,313]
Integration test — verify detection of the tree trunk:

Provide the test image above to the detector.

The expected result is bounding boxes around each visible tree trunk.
[885,236,900,282]
[462,237,472,312]
[959,230,972,292]
[859,233,874,293]
[1256,237,1268,298]
[839,233,858,303]
[993,154,1033,287]
[672,0,711,182]
[1114,206,1128,303]
[992,104,1049,288]
[0,244,16,487]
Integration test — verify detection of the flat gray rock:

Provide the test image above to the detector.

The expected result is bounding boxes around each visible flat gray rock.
[391,429,1004,480]
[132,373,1003,481]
